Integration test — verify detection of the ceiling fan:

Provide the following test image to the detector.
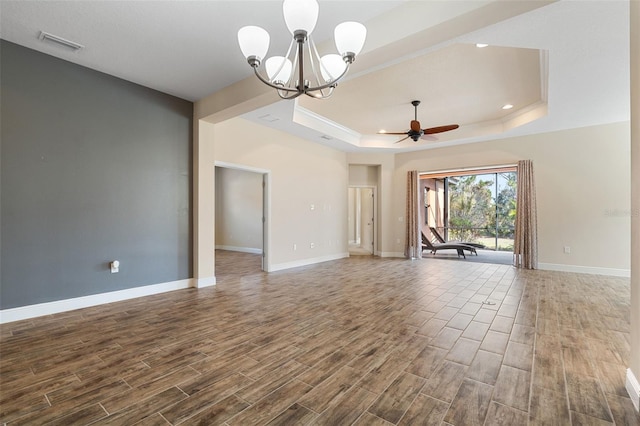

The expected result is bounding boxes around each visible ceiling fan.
[380,100,459,143]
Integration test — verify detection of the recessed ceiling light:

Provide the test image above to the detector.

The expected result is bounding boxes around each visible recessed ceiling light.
[476,43,489,48]
[379,129,387,134]
[502,104,514,110]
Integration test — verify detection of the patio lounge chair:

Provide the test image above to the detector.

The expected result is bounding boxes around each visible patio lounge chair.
[421,232,477,259]
[430,227,486,250]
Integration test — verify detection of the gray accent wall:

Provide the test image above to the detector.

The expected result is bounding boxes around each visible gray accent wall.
[1,40,193,309]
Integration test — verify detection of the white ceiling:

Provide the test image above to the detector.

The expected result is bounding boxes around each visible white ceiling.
[0,1,631,152]
[0,1,403,101]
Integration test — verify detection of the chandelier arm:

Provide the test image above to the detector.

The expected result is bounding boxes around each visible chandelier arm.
[307,36,324,90]
[305,63,350,92]
[251,51,348,94]
[278,90,304,100]
[252,67,302,93]
[304,86,335,99]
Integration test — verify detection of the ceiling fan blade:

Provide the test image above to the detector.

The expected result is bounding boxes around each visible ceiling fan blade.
[410,120,421,132]
[394,135,411,144]
[378,132,409,135]
[423,124,459,135]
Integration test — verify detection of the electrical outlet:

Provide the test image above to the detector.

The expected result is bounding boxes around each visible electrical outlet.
[564,246,571,254]
[293,244,297,251]
[310,242,315,249]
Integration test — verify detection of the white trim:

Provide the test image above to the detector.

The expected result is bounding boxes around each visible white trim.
[196,276,216,288]
[268,252,349,272]
[215,245,262,255]
[0,279,193,324]
[419,163,518,177]
[626,368,640,412]
[538,263,630,277]
[214,161,269,174]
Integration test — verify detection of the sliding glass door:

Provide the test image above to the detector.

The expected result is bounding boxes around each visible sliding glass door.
[421,168,517,251]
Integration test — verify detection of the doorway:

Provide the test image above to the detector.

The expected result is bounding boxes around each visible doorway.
[348,186,375,255]
[214,163,269,274]
[420,166,516,265]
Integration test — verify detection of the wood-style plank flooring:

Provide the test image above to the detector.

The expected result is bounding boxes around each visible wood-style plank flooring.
[1,250,638,425]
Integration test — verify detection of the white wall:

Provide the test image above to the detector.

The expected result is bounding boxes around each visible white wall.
[393,122,631,274]
[349,164,379,186]
[213,117,349,270]
[215,167,263,253]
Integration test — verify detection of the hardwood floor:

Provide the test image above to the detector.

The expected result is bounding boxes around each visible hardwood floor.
[1,250,638,425]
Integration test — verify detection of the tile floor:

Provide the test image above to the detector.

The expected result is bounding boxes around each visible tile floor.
[0,251,638,425]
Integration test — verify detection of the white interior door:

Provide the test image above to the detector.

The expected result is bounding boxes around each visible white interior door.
[360,188,374,254]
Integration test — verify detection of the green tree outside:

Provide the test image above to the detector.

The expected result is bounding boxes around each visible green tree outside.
[447,172,517,251]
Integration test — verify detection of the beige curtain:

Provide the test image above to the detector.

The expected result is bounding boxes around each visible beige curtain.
[405,170,422,259]
[514,160,538,269]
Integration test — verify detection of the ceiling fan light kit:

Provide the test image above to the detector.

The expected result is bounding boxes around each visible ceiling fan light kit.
[237,0,366,100]
[380,100,460,143]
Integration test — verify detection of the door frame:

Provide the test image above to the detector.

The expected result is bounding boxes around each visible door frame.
[214,161,271,272]
[348,185,377,256]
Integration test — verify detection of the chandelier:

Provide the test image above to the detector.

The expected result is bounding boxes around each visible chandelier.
[237,0,366,100]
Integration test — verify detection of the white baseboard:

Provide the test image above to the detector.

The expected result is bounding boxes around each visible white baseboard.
[0,278,194,324]
[269,252,349,272]
[538,262,630,277]
[196,276,216,288]
[216,245,262,255]
[626,368,640,412]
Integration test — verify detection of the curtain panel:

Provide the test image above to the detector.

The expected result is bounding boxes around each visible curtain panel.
[514,160,538,269]
[405,170,422,259]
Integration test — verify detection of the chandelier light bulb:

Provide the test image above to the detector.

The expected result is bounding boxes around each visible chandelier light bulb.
[238,26,270,62]
[320,54,346,83]
[266,56,293,84]
[283,0,319,35]
[335,21,367,57]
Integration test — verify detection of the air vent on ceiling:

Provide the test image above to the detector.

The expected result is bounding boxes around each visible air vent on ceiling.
[38,31,84,51]
[258,114,279,123]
